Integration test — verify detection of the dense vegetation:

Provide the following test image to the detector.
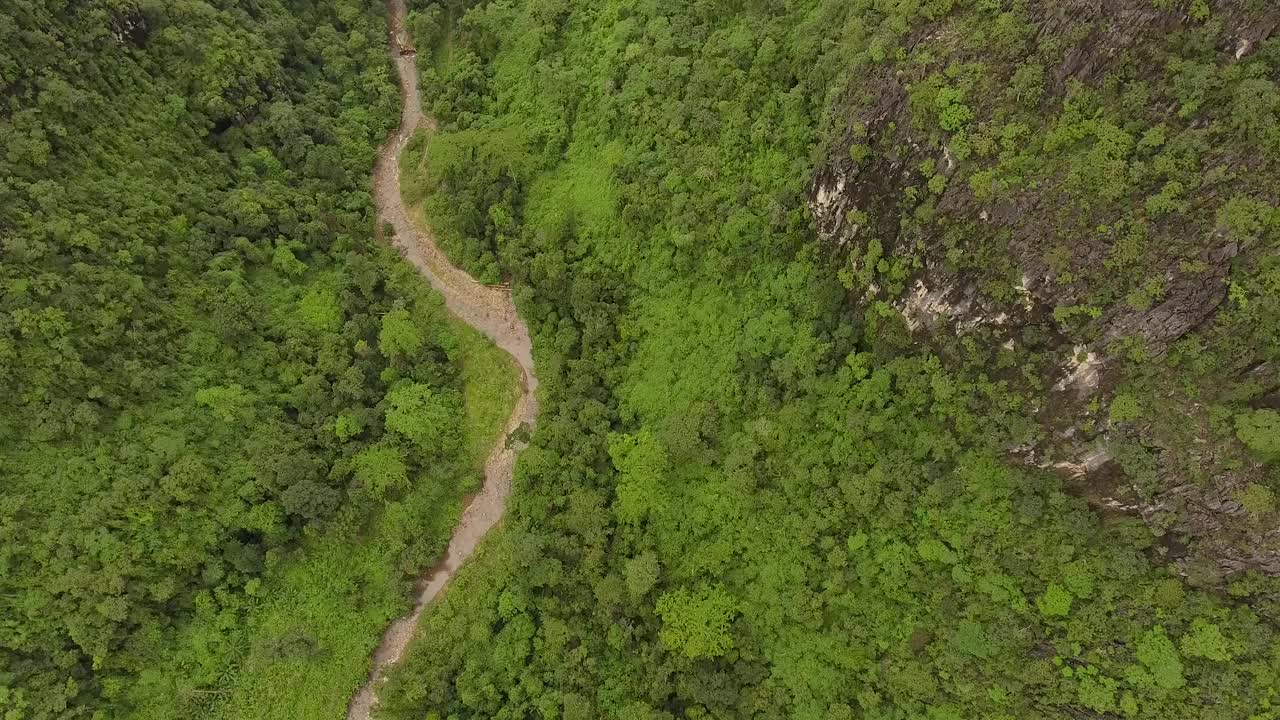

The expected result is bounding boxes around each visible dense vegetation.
[7,0,1280,718]
[377,1,1280,719]
[0,1,518,717]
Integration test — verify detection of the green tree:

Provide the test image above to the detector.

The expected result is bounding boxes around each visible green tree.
[624,552,660,601]
[1236,409,1280,461]
[1037,583,1073,618]
[1136,627,1185,690]
[1180,619,1233,662]
[354,444,411,499]
[654,585,738,659]
[299,285,343,332]
[608,431,670,524]
[195,384,254,422]
[385,383,461,454]
[335,412,364,440]
[380,307,427,358]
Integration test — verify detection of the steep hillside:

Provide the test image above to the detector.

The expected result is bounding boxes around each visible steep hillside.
[810,0,1280,581]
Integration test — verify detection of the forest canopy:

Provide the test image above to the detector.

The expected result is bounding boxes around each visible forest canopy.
[5,0,1280,719]
[0,1,510,717]
[377,1,1280,719]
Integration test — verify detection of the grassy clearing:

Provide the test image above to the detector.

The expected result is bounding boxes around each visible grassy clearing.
[449,316,522,469]
[432,7,456,67]
[399,130,433,209]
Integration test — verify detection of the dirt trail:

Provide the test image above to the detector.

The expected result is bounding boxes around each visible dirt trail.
[345,1,538,718]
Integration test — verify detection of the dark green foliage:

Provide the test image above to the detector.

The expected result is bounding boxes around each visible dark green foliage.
[0,1,484,717]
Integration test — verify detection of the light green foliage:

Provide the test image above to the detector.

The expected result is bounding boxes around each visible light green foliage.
[1216,195,1277,246]
[1120,692,1140,716]
[1077,672,1119,714]
[1008,62,1045,105]
[1037,583,1074,618]
[937,87,975,132]
[917,538,959,565]
[1231,78,1280,140]
[1236,409,1280,460]
[335,412,364,440]
[1109,393,1143,423]
[1169,58,1215,117]
[272,245,308,277]
[450,318,521,467]
[616,702,671,720]
[194,384,254,422]
[1124,277,1165,311]
[1144,180,1186,217]
[299,285,343,332]
[608,431,670,524]
[354,444,411,499]
[1179,619,1233,661]
[1136,627,1186,689]
[380,307,427,358]
[655,586,738,659]
[624,552,660,600]
[1237,483,1276,519]
[385,383,462,455]
[1062,560,1096,599]
[953,620,993,658]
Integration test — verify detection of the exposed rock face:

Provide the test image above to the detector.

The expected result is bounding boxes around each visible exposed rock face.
[810,1,1280,580]
[110,8,149,46]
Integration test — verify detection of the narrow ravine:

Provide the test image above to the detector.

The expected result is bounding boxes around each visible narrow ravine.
[345,2,539,718]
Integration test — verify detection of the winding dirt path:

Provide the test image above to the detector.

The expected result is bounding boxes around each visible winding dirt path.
[345,2,538,718]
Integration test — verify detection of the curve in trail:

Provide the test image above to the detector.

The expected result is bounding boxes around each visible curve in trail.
[346,1,538,718]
